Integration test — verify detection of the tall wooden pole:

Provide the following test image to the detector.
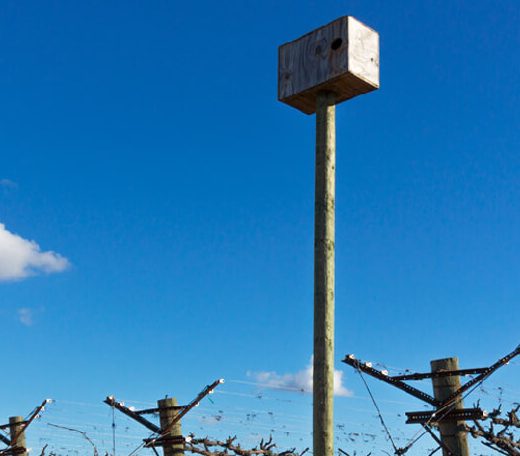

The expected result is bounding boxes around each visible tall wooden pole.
[313,90,336,456]
[9,416,27,456]
[430,358,470,456]
[158,398,184,456]
[278,15,378,456]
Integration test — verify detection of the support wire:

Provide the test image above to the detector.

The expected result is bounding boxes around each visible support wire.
[355,367,398,454]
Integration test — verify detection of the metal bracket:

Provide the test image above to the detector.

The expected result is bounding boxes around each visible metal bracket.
[342,355,439,406]
[406,408,487,424]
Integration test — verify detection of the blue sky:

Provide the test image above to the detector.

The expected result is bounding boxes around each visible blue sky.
[1,1,519,454]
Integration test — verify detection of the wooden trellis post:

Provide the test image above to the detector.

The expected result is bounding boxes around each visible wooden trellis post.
[431,358,470,456]
[343,346,520,455]
[278,16,380,456]
[158,398,184,456]
[9,417,27,456]
[0,400,50,456]
[105,379,224,456]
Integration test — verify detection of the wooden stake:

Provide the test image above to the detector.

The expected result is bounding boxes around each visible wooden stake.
[430,358,470,456]
[9,416,27,456]
[158,398,184,456]
[313,90,336,456]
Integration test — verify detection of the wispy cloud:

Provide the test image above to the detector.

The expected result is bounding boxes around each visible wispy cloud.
[247,357,351,397]
[0,223,70,281]
[0,178,17,188]
[17,308,34,326]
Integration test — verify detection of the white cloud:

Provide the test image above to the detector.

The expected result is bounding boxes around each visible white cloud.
[0,223,70,281]
[247,357,351,397]
[18,308,34,326]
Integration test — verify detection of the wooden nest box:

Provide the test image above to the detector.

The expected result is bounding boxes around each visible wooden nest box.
[278,16,380,114]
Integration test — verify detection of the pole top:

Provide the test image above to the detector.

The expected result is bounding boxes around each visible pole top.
[8,417,24,424]
[158,397,179,407]
[431,357,460,368]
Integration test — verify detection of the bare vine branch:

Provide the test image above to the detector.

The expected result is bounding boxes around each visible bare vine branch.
[463,405,520,456]
[184,435,307,456]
